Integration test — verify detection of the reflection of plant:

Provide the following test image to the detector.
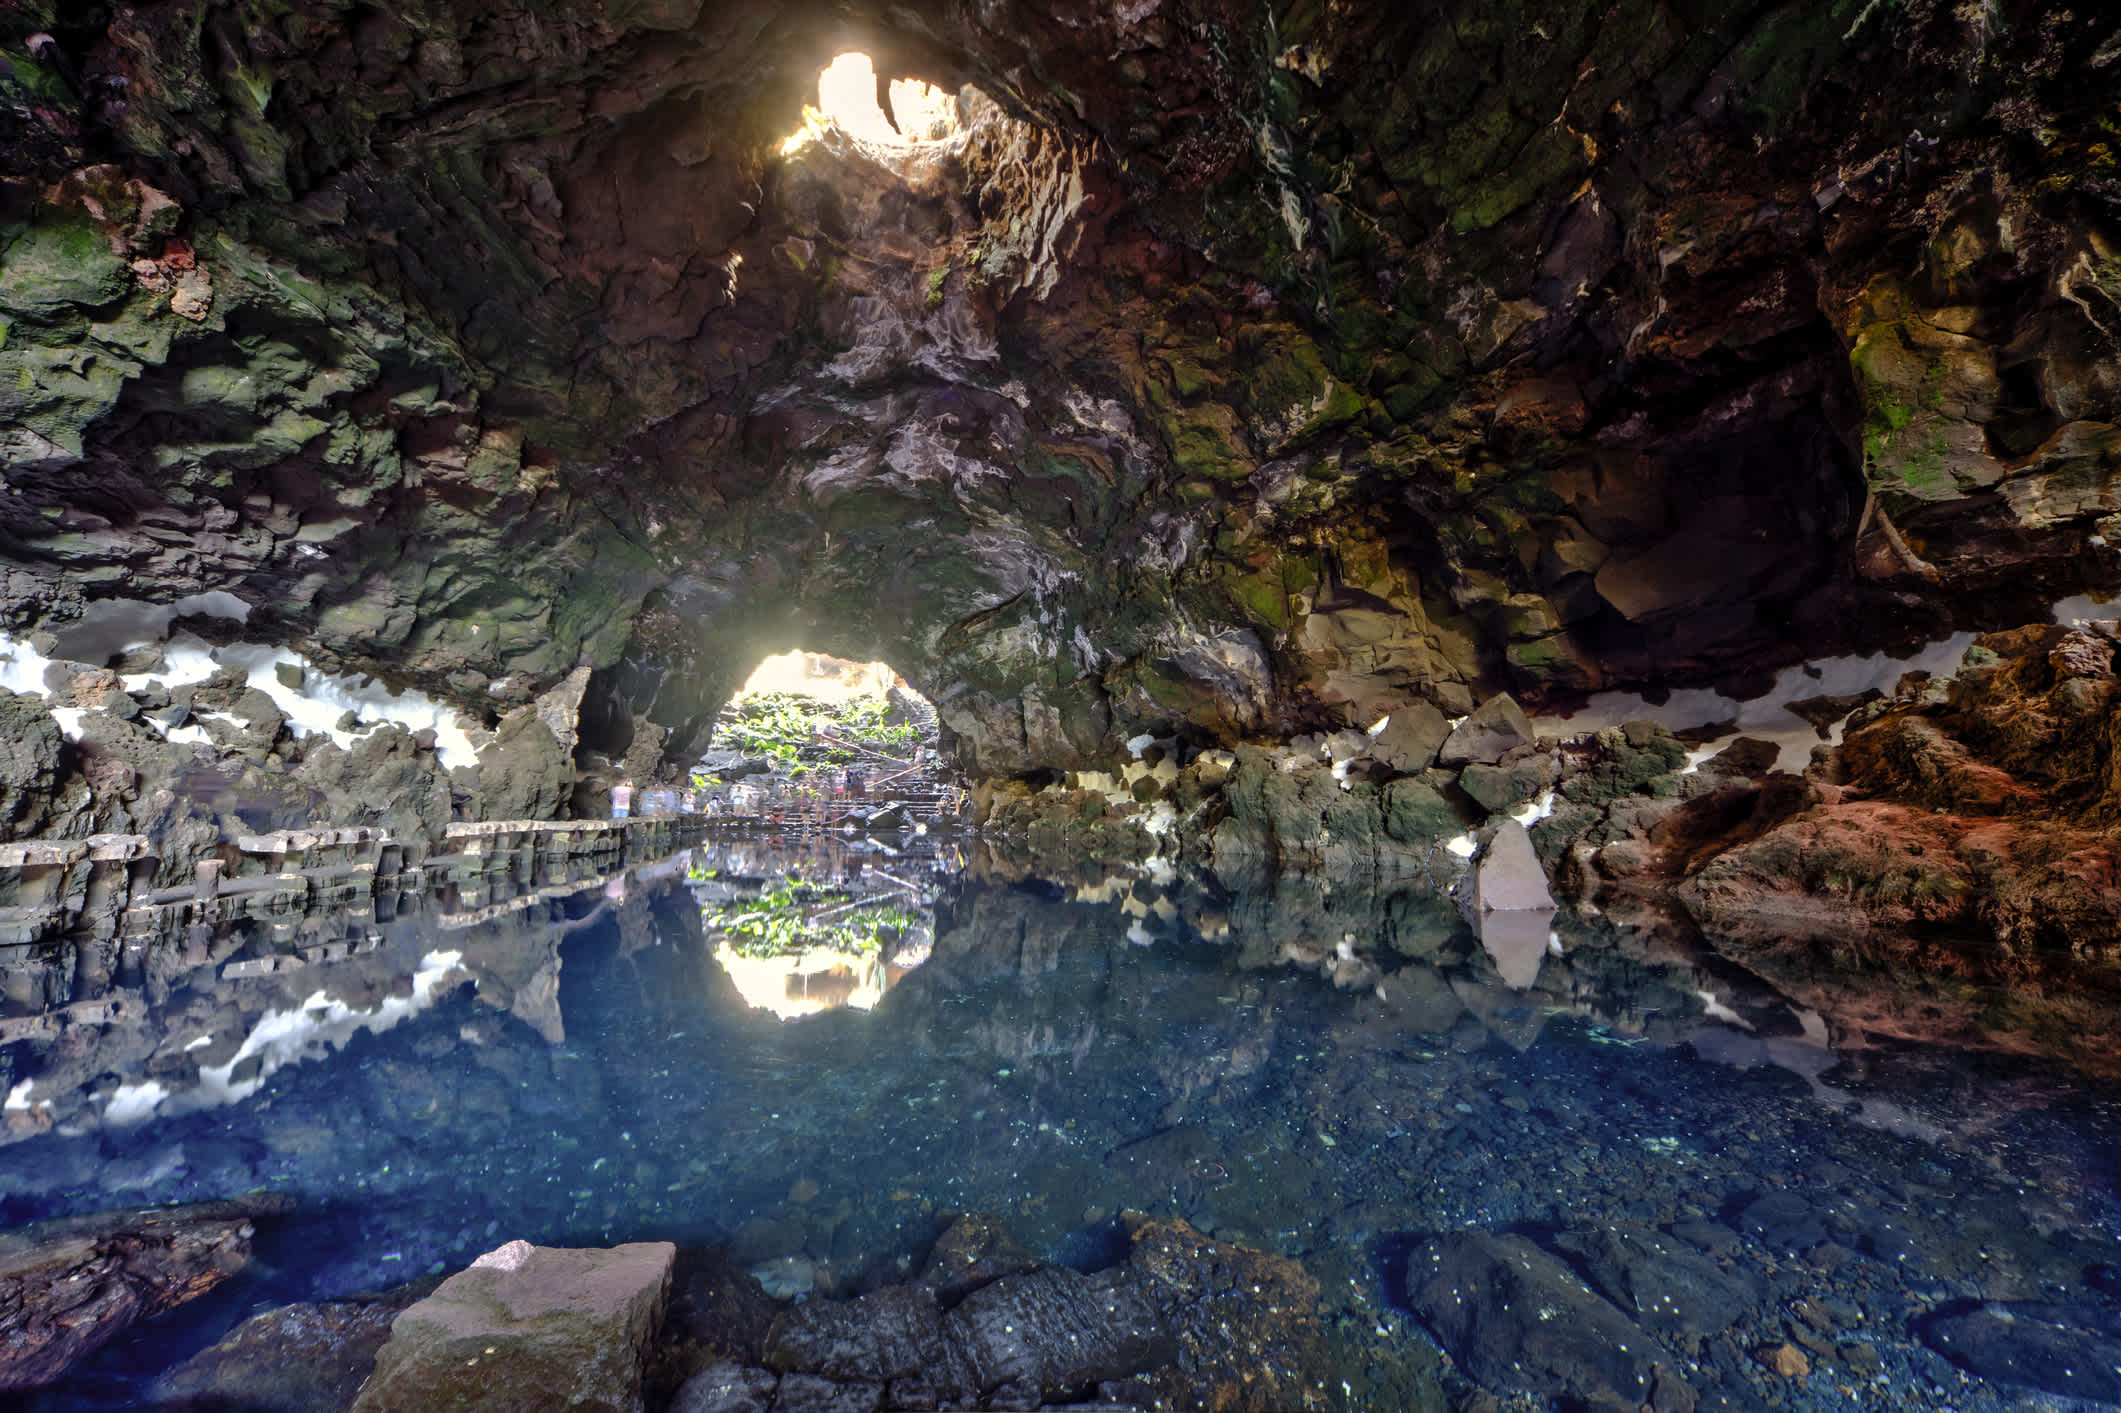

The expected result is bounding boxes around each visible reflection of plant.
[708,878,919,957]
[712,692,921,778]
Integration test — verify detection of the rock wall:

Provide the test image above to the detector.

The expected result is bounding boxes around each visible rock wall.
[0,1,2117,801]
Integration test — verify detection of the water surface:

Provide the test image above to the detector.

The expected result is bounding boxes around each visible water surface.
[5,836,2119,1410]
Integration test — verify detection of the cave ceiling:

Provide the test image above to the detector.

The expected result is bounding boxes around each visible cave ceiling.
[1,0,2118,775]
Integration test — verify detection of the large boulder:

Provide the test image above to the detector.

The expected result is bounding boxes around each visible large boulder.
[351,1239,675,1413]
[1470,819,1555,913]
[1369,703,1450,774]
[475,712,573,821]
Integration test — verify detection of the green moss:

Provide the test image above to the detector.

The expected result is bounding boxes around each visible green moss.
[0,44,74,104]
[1227,572,1290,632]
[1167,357,1210,400]
[925,265,947,311]
[0,216,131,318]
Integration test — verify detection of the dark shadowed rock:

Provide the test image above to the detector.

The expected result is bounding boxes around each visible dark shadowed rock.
[1923,1303,2121,1403]
[1703,736,1782,778]
[918,1211,1040,1303]
[668,1364,778,1413]
[1736,1190,1829,1252]
[153,1300,398,1412]
[1460,754,1555,813]
[0,689,65,835]
[768,1372,884,1411]
[1407,1231,1661,1408]
[764,1283,949,1384]
[1555,1223,1764,1339]
[947,1266,1172,1399]
[662,1247,780,1367]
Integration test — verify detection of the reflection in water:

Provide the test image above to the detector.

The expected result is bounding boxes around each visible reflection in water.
[691,836,955,1020]
[1,839,2119,1409]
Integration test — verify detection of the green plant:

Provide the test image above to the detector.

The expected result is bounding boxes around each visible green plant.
[708,878,919,957]
[711,691,921,778]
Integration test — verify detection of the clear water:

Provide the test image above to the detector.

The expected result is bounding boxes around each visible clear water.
[6,837,2121,1410]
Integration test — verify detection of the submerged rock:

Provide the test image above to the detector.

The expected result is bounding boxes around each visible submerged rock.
[1554,1223,1764,1340]
[1922,1302,2121,1404]
[153,1300,399,1412]
[1406,1230,1663,1409]
[351,1239,675,1413]
[917,1210,1040,1303]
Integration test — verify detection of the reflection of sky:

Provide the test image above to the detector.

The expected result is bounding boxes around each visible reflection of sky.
[715,943,890,1020]
[1690,1011,1946,1144]
[97,950,467,1126]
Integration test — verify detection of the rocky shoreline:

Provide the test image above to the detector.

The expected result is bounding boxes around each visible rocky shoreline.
[981,616,2121,1067]
[7,1208,1331,1412]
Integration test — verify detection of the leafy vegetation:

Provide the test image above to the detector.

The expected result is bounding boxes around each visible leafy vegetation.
[698,874,920,957]
[708,691,921,778]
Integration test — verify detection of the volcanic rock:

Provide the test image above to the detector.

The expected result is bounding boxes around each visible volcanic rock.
[1409,1231,1665,1407]
[0,1196,282,1392]
[350,1239,675,1413]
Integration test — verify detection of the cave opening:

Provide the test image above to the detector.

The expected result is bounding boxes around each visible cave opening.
[777,51,971,158]
[694,649,954,827]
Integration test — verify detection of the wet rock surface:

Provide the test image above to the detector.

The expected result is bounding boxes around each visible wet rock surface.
[725,1210,1321,1411]
[1406,1231,1661,1409]
[1921,1302,2121,1404]
[1,844,2120,1412]
[150,1300,399,1412]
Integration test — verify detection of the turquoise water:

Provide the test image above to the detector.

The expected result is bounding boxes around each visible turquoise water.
[6,838,2120,1410]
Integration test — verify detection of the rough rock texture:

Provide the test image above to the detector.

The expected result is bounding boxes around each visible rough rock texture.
[1922,1302,2121,1405]
[692,1211,1323,1412]
[1678,623,2121,950]
[1,1,2116,798]
[1406,1230,1665,1409]
[0,1195,283,1392]
[0,688,68,834]
[350,1239,676,1413]
[152,1299,401,1412]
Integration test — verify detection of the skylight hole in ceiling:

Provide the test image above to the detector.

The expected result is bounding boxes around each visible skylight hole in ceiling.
[778,52,966,156]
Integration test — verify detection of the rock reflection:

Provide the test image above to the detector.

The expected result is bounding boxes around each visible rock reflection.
[1,841,2118,1410]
